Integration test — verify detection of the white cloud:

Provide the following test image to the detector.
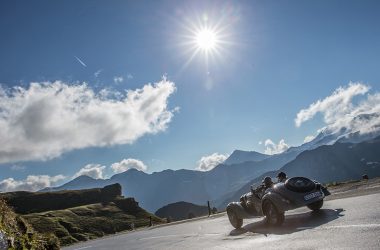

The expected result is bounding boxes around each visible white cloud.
[111,158,147,174]
[0,78,176,163]
[73,164,106,179]
[94,69,103,78]
[113,76,124,84]
[295,83,369,127]
[295,82,380,137]
[264,139,289,155]
[196,153,228,171]
[303,135,315,143]
[127,74,134,79]
[0,175,66,192]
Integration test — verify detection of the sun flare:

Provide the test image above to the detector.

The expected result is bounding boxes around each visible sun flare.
[196,28,217,51]
[178,13,233,71]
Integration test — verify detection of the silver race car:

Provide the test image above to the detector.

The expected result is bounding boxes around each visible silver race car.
[227,176,331,228]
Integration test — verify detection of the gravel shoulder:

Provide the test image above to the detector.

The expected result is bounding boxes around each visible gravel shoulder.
[325,177,380,200]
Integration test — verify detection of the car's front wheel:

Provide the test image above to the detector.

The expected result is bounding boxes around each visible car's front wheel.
[307,199,323,211]
[263,200,284,226]
[227,208,243,229]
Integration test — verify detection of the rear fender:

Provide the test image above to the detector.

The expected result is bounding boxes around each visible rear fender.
[227,202,255,219]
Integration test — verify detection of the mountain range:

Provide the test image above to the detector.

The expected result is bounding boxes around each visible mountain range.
[44,157,285,212]
[43,119,380,212]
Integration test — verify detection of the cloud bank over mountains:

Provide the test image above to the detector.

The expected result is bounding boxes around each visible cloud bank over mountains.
[0,174,66,192]
[264,139,289,155]
[0,78,176,164]
[261,82,380,155]
[0,157,149,192]
[196,153,228,171]
[73,164,106,179]
[111,158,147,173]
[295,82,380,136]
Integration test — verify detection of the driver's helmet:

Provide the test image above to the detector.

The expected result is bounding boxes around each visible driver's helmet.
[263,176,273,188]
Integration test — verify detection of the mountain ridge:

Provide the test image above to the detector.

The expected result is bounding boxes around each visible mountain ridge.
[218,136,380,209]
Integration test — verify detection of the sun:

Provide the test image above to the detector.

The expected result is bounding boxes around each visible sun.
[196,28,217,51]
[177,12,234,72]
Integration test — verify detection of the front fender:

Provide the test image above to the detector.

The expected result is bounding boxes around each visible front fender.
[227,202,255,219]
[262,191,291,213]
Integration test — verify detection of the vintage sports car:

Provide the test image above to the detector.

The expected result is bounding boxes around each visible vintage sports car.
[227,176,331,228]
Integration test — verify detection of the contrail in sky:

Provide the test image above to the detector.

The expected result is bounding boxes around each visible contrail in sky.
[74,56,87,67]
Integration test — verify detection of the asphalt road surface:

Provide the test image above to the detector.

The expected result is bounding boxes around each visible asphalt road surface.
[65,193,380,250]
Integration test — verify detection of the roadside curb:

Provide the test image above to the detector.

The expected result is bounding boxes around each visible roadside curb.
[148,212,227,230]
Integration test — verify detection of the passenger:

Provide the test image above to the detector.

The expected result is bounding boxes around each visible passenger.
[277,172,287,183]
[263,176,274,189]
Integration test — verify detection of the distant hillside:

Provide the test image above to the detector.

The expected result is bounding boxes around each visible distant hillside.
[155,201,209,221]
[40,175,108,192]
[1,183,122,214]
[23,200,163,246]
[223,150,270,165]
[219,136,380,209]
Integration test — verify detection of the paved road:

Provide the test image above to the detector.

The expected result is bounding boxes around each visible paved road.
[65,193,380,250]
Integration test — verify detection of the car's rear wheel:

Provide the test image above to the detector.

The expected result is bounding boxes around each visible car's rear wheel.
[307,199,323,211]
[263,200,284,226]
[227,208,243,229]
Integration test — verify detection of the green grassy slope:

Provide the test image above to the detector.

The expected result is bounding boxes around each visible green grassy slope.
[22,200,164,246]
[0,198,60,249]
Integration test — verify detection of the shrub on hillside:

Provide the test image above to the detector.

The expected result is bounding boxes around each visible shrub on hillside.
[114,197,139,213]
[101,183,122,201]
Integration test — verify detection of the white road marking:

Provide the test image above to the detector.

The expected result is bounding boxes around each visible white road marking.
[297,224,380,231]
[138,232,221,241]
[322,224,380,229]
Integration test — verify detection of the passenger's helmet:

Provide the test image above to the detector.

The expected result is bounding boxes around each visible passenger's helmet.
[263,176,273,187]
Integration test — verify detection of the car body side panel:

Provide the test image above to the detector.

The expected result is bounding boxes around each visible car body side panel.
[264,184,325,212]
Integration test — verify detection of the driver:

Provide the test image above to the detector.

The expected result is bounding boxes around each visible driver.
[276,172,287,183]
[242,176,274,214]
[253,176,274,199]
[263,176,274,189]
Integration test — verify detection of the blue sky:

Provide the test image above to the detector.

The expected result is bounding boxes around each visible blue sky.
[1,0,380,190]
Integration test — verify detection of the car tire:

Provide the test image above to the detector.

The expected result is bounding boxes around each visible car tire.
[227,208,243,229]
[285,177,316,193]
[263,200,284,226]
[307,199,323,211]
